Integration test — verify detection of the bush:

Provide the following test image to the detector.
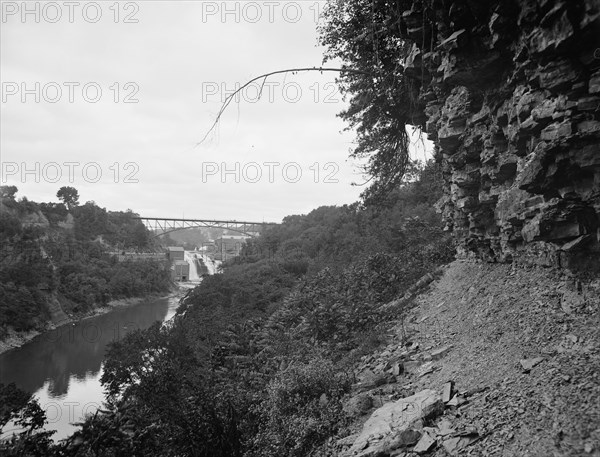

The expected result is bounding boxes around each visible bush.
[249,357,350,457]
[0,283,49,335]
[60,273,109,308]
[0,212,22,241]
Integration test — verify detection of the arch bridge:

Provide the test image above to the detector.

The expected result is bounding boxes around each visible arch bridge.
[133,217,278,237]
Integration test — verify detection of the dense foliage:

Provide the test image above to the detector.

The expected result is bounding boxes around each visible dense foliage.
[56,259,171,311]
[318,0,429,205]
[0,189,171,338]
[0,383,55,456]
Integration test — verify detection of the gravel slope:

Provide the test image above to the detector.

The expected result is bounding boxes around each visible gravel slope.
[334,260,600,457]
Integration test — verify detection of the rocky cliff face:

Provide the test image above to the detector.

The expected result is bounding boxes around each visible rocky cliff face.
[399,0,600,272]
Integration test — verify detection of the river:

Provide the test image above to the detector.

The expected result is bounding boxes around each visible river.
[0,295,181,441]
[0,250,215,442]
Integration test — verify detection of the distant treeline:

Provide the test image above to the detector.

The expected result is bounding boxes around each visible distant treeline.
[0,190,172,339]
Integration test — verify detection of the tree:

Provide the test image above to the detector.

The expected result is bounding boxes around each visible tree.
[318,0,426,206]
[56,186,79,210]
[0,383,55,455]
[0,185,18,199]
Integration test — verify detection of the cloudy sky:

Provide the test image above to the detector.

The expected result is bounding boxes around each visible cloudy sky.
[1,1,430,222]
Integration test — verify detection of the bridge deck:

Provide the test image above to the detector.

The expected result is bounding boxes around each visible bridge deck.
[133,217,278,237]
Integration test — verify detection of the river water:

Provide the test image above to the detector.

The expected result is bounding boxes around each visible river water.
[0,251,211,442]
[0,295,181,441]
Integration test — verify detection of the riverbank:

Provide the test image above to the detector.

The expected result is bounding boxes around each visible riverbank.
[0,288,185,356]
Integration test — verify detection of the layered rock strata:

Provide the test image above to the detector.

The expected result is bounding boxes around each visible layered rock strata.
[399,0,600,271]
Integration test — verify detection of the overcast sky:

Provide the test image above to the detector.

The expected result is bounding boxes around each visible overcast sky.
[1,1,431,222]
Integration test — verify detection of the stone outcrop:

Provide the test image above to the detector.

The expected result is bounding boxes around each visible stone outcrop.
[398,0,600,271]
[342,389,443,456]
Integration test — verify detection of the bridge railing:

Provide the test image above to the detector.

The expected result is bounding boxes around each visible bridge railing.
[133,217,279,237]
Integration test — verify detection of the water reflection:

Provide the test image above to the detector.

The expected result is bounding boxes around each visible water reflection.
[0,295,178,440]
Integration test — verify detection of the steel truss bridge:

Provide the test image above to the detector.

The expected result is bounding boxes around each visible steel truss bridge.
[133,217,278,237]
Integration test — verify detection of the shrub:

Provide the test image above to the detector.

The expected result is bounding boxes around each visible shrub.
[249,357,350,457]
[0,283,49,334]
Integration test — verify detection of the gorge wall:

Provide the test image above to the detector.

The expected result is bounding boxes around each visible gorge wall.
[400,0,600,272]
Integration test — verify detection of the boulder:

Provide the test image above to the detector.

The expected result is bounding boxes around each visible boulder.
[442,382,454,403]
[342,389,443,457]
[431,345,453,361]
[520,357,544,372]
[413,431,436,453]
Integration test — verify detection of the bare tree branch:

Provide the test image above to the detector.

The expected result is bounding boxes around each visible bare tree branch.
[195,66,375,147]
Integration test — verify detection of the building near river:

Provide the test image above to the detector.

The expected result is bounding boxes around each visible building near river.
[167,246,188,281]
[172,260,190,281]
[214,235,250,261]
[167,246,185,261]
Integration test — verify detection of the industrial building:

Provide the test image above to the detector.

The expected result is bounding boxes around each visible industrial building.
[214,235,250,261]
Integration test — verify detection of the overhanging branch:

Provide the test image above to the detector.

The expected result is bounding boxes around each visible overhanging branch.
[195,66,376,147]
